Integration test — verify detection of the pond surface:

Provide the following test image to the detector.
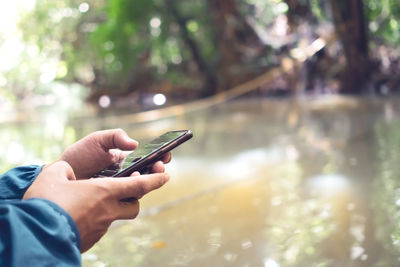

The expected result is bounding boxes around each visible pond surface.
[75,96,400,267]
[3,95,400,266]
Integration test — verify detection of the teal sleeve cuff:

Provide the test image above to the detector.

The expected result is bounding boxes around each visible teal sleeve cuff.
[0,165,44,200]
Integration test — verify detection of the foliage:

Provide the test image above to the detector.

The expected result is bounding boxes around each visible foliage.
[365,0,400,45]
[1,0,400,102]
[4,0,287,100]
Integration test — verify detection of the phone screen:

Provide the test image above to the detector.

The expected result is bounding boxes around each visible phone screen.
[94,130,192,177]
[121,130,188,169]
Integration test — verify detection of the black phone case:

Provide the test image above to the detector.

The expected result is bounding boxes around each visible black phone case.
[112,130,193,177]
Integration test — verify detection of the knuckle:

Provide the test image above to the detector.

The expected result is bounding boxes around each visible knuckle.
[113,128,125,137]
[87,131,100,140]
[57,160,72,170]
[56,161,75,177]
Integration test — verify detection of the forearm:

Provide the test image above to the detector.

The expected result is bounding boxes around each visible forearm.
[0,198,81,266]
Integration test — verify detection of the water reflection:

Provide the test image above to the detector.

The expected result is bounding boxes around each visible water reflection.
[0,83,86,170]
[78,97,400,266]
[4,96,400,266]
[307,173,351,196]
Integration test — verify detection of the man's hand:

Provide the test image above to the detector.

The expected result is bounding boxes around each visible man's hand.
[60,129,171,179]
[23,161,170,252]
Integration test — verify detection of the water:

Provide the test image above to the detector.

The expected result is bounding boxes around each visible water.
[3,96,400,266]
[76,96,400,266]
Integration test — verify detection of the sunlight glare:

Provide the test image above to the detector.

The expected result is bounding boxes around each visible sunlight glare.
[153,93,166,106]
[0,1,36,71]
[264,258,280,267]
[150,17,161,28]
[308,174,350,196]
[7,142,25,164]
[78,2,90,13]
[273,14,288,36]
[99,95,111,108]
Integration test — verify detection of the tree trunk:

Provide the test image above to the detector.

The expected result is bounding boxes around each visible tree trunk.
[206,0,264,91]
[329,0,370,94]
[166,0,218,97]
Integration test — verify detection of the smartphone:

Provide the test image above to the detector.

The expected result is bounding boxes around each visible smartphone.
[95,130,193,177]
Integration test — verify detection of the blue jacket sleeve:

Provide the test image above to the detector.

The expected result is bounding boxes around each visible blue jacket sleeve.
[0,198,81,266]
[0,166,81,265]
[0,165,43,200]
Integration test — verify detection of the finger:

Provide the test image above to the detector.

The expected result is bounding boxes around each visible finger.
[109,149,128,164]
[95,129,138,151]
[106,173,170,199]
[130,171,140,177]
[151,161,165,173]
[160,152,172,164]
[117,199,140,219]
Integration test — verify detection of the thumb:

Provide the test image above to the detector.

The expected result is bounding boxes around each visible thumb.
[104,173,170,200]
[94,129,138,151]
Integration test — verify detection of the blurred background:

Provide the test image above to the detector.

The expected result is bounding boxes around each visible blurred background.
[2,0,400,266]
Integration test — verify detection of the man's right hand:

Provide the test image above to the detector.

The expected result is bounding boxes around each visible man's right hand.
[23,160,170,252]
